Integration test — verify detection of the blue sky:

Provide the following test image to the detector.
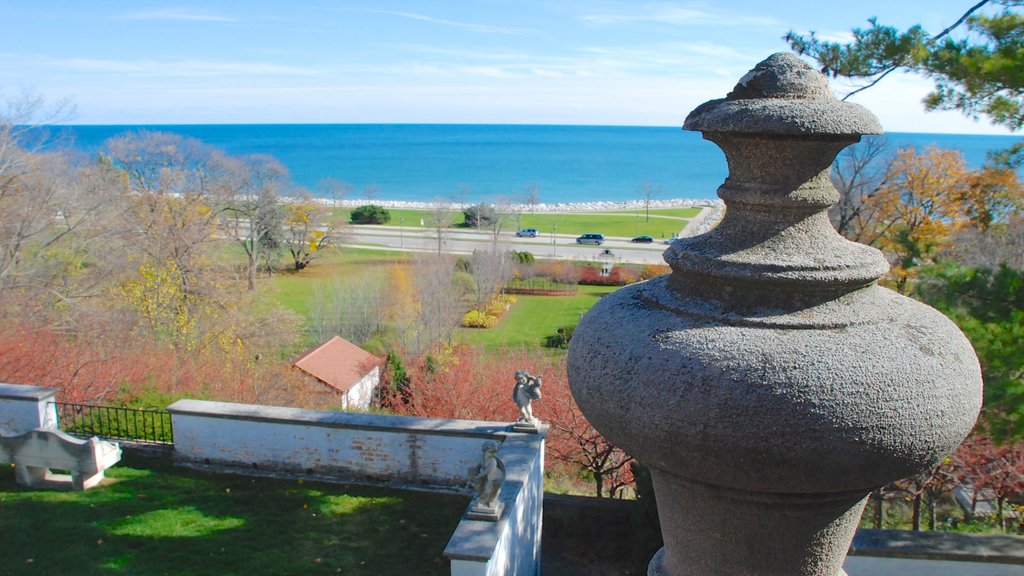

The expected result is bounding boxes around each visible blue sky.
[1,1,1011,134]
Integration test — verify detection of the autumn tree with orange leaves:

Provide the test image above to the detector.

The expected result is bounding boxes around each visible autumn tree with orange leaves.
[834,144,1023,292]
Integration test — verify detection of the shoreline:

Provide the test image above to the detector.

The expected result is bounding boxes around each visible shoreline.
[308,196,726,237]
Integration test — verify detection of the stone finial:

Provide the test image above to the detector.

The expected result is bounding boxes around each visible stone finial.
[466,440,505,521]
[567,53,982,576]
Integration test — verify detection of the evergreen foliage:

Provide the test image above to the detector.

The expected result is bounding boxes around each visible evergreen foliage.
[463,203,496,228]
[787,1,1024,133]
[350,204,391,224]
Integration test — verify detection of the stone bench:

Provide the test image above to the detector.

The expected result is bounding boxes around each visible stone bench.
[0,428,121,490]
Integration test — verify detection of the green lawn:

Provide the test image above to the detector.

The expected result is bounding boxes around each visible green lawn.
[338,206,702,239]
[260,247,408,318]
[456,284,618,349]
[0,457,467,576]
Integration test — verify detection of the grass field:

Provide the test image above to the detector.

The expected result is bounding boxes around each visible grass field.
[259,247,408,318]
[456,284,617,349]
[335,206,702,239]
[0,457,467,576]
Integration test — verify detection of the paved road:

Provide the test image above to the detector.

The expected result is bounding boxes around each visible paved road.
[347,226,676,264]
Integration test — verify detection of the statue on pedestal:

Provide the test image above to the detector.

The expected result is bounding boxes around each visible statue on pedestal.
[466,440,505,520]
[512,370,542,431]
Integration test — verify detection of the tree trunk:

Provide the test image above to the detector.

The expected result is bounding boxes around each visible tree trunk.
[998,495,1006,532]
[595,471,605,498]
[247,258,257,291]
[927,491,937,531]
[912,493,922,531]
[873,488,884,528]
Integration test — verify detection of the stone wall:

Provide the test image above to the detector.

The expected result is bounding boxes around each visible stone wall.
[167,399,505,486]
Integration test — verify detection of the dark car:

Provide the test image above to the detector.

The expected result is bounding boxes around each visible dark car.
[515,228,540,238]
[631,235,654,243]
[575,233,605,245]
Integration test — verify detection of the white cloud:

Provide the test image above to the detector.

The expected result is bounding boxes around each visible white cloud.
[458,66,516,78]
[531,68,563,78]
[372,11,533,35]
[37,57,318,78]
[114,8,235,22]
[583,2,781,28]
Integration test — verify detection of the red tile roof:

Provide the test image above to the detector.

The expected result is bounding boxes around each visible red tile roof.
[291,336,382,394]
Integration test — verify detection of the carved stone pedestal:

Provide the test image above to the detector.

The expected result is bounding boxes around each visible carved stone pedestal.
[568,53,983,576]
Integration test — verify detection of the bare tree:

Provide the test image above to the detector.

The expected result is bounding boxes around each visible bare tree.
[951,215,1024,270]
[364,183,379,202]
[221,154,288,290]
[428,199,454,254]
[317,177,351,208]
[829,136,890,241]
[638,181,660,222]
[454,183,471,208]
[469,248,515,313]
[0,152,129,323]
[490,197,515,244]
[524,183,541,212]
[282,190,347,271]
[0,91,75,191]
[412,254,463,351]
[0,94,129,324]
[105,131,247,350]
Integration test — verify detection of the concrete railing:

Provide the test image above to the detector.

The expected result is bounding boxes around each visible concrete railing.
[445,432,545,576]
[166,398,544,576]
[0,383,57,435]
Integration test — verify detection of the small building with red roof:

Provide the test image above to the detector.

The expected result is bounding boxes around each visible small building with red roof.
[291,336,382,411]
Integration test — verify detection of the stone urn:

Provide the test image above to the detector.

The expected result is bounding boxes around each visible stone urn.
[567,53,982,576]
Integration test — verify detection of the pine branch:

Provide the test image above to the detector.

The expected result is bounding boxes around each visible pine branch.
[842,0,993,100]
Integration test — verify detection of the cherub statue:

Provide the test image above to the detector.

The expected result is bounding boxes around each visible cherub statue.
[513,370,543,427]
[467,440,505,512]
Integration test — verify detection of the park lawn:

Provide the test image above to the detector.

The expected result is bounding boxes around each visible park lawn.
[259,247,408,318]
[343,206,702,239]
[456,284,618,350]
[0,457,468,576]
[510,211,694,239]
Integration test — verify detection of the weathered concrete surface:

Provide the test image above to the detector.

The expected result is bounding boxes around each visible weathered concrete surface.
[567,53,983,576]
[0,383,57,436]
[0,427,121,490]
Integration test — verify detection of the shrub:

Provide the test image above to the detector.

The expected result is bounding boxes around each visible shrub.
[514,251,535,264]
[461,310,499,328]
[452,271,477,297]
[535,261,579,284]
[350,204,391,224]
[578,265,643,286]
[544,326,575,349]
[461,294,516,328]
[640,264,671,280]
[463,204,496,228]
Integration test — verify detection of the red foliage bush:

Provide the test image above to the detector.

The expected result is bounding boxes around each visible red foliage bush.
[381,344,634,497]
[0,321,322,409]
[577,265,642,286]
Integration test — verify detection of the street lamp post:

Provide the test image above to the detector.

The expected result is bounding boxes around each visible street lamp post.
[552,224,558,258]
[400,217,405,248]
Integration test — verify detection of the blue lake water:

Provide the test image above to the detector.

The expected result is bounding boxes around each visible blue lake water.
[47,124,1022,204]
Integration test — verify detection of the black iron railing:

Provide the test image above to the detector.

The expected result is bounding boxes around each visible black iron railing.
[51,402,173,445]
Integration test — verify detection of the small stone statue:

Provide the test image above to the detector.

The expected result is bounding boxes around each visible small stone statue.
[466,440,505,520]
[512,370,543,431]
